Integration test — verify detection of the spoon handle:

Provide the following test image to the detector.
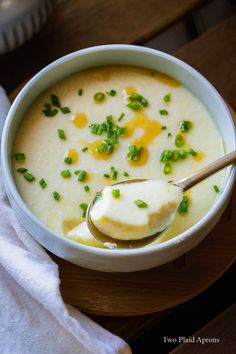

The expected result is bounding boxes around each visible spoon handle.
[175,150,236,191]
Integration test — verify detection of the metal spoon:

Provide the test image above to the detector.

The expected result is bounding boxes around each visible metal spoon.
[86,150,236,249]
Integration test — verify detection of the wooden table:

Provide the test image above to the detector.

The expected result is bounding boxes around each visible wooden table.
[1,1,236,351]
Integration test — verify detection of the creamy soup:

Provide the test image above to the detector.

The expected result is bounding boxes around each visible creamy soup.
[13,66,224,248]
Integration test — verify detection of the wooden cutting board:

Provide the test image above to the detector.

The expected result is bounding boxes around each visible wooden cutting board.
[9,88,236,316]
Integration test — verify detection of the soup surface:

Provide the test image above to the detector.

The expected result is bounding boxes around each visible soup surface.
[13,66,224,248]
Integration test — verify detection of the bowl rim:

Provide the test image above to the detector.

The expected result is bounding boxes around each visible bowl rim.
[1,44,236,257]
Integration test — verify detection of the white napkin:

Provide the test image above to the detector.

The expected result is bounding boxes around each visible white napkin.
[0,86,131,354]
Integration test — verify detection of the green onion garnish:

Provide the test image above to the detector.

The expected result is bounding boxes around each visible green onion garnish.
[60,107,71,114]
[51,94,61,108]
[161,126,167,130]
[43,103,58,117]
[58,129,66,140]
[39,178,47,189]
[104,174,110,179]
[81,147,88,152]
[64,157,72,165]
[118,112,125,122]
[16,167,28,174]
[159,109,168,115]
[84,185,90,192]
[163,162,172,175]
[180,120,192,133]
[23,172,35,182]
[134,199,148,208]
[213,185,220,193]
[188,148,198,157]
[175,134,184,148]
[110,166,118,180]
[94,92,105,102]
[80,203,88,218]
[75,170,87,181]
[61,169,71,178]
[53,191,61,201]
[106,90,117,97]
[123,171,129,177]
[78,89,83,96]
[127,145,144,161]
[112,189,120,199]
[178,195,189,214]
[129,92,148,107]
[127,101,142,111]
[15,153,26,161]
[163,93,171,102]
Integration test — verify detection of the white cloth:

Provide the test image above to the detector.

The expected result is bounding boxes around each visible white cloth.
[0,86,131,354]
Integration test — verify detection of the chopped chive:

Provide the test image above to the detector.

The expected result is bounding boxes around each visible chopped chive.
[51,94,61,108]
[129,92,148,107]
[16,167,28,174]
[61,169,71,178]
[127,145,144,161]
[161,126,167,130]
[127,101,142,111]
[75,170,87,181]
[134,199,148,208]
[15,153,26,161]
[168,180,173,183]
[81,147,88,152]
[175,134,184,148]
[60,107,71,114]
[213,185,220,193]
[39,178,47,189]
[64,157,72,165]
[112,189,120,199]
[118,112,125,121]
[84,185,90,192]
[78,89,83,96]
[23,172,35,182]
[163,162,172,175]
[43,103,58,117]
[94,92,105,102]
[53,191,61,201]
[178,149,188,159]
[171,150,180,162]
[106,89,117,96]
[104,174,110,179]
[163,93,171,102]
[178,195,189,214]
[159,109,168,115]
[180,120,192,133]
[168,132,172,137]
[110,166,118,180]
[123,171,129,177]
[57,129,66,140]
[79,203,88,218]
[188,148,198,157]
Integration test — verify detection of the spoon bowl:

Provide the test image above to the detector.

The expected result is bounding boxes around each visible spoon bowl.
[86,179,165,249]
[86,151,236,249]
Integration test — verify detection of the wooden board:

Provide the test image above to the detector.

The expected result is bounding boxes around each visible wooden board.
[10,80,236,315]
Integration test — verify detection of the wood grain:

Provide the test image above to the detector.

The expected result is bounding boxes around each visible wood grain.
[170,303,236,353]
[0,0,206,93]
[176,14,236,111]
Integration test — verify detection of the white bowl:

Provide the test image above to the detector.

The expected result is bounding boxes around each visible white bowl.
[1,45,236,272]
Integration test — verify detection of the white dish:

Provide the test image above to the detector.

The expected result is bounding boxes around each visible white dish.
[1,45,236,272]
